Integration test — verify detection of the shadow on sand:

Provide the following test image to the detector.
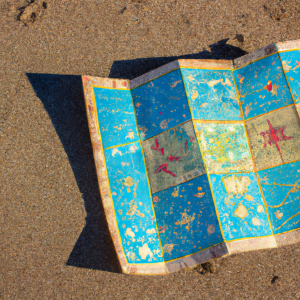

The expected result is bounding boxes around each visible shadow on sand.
[26,39,247,273]
[109,38,246,79]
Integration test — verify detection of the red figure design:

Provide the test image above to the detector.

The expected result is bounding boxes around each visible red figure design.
[294,61,300,70]
[189,136,195,143]
[260,119,294,163]
[168,155,181,162]
[184,139,188,153]
[151,139,164,155]
[158,225,167,233]
[155,163,176,177]
[266,80,272,92]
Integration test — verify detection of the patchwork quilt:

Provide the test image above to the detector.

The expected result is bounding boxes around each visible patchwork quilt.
[82,39,300,275]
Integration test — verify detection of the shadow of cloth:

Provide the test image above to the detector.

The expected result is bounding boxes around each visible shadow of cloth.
[25,39,246,273]
[109,39,247,79]
[26,73,121,272]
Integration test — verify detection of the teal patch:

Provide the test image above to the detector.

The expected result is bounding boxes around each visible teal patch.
[181,68,241,120]
[153,175,223,261]
[258,161,300,234]
[234,54,293,120]
[94,87,138,149]
[210,172,273,241]
[279,50,300,103]
[105,142,163,264]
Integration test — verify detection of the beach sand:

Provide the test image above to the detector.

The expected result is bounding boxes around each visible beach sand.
[1,0,300,298]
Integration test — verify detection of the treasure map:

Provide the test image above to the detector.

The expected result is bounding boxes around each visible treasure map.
[82,39,300,275]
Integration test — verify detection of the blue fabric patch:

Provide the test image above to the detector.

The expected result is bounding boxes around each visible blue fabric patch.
[258,161,300,234]
[105,142,163,264]
[153,175,223,261]
[279,50,300,103]
[181,68,242,120]
[94,87,138,149]
[234,54,293,120]
[210,172,272,241]
[131,69,191,140]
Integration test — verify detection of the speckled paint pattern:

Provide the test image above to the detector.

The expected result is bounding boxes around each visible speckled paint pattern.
[258,161,300,234]
[210,172,272,241]
[280,50,300,103]
[142,120,205,193]
[181,68,241,120]
[153,175,223,261]
[82,40,300,275]
[194,121,253,174]
[131,69,191,140]
[94,87,138,149]
[105,142,163,264]
[234,53,293,120]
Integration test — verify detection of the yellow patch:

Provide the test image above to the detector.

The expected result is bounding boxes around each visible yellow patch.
[175,209,196,226]
[234,203,248,219]
[275,210,283,219]
[207,224,215,235]
[171,80,182,88]
[191,90,199,101]
[244,104,250,117]
[171,188,179,197]
[126,131,135,139]
[244,194,254,201]
[252,217,261,226]
[194,192,205,198]
[160,119,168,129]
[207,79,222,87]
[123,176,135,187]
[257,205,264,213]
[139,243,153,260]
[223,175,251,196]
[163,243,177,255]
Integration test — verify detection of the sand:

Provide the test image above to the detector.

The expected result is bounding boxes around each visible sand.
[1,0,300,299]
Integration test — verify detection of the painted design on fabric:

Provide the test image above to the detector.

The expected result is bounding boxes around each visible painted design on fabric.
[181,68,241,121]
[132,69,191,140]
[234,54,293,120]
[153,175,223,261]
[105,142,163,264]
[210,172,272,241]
[142,121,205,193]
[258,161,300,234]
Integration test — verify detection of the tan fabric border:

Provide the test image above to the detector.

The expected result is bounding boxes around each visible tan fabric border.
[275,229,300,247]
[82,76,129,273]
[129,60,179,89]
[276,39,300,51]
[178,59,233,69]
[233,44,277,69]
[166,243,228,273]
[226,236,277,255]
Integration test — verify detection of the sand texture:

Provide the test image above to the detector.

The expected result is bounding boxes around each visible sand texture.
[1,0,300,299]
